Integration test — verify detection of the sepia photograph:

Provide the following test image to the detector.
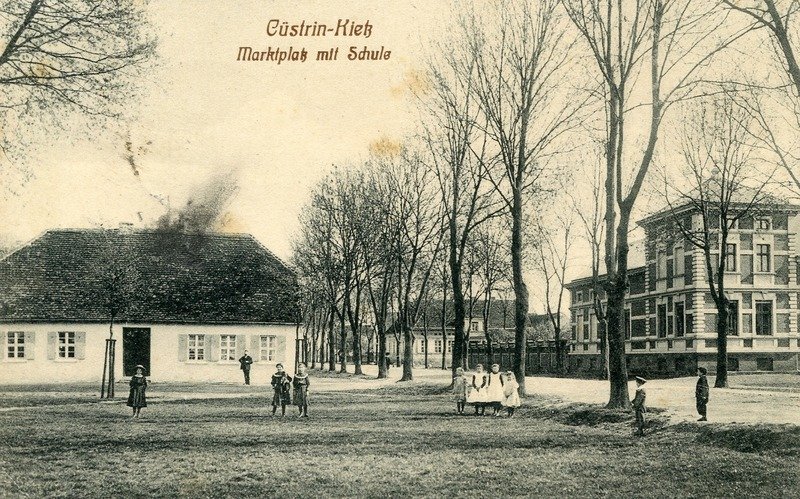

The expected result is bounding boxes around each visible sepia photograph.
[0,0,799,497]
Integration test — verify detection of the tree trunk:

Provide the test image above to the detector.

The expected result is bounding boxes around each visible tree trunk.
[483,291,493,367]
[511,189,529,396]
[352,322,363,375]
[328,305,336,371]
[554,328,563,376]
[401,324,414,381]
[441,287,448,370]
[715,304,729,388]
[339,310,348,373]
[377,325,387,379]
[449,232,467,376]
[605,277,631,409]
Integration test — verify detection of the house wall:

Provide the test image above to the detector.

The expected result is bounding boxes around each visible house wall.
[565,209,800,376]
[0,322,298,384]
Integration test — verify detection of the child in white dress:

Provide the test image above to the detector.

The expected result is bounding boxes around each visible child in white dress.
[466,364,488,416]
[501,371,521,417]
[486,364,505,416]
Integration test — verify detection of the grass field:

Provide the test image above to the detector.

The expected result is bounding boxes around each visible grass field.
[0,381,798,498]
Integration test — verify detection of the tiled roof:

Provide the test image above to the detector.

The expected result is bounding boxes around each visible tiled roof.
[0,229,299,323]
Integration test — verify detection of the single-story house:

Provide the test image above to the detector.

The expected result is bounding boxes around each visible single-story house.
[0,228,300,384]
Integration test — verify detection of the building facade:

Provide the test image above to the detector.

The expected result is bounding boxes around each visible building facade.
[0,229,300,384]
[566,205,800,377]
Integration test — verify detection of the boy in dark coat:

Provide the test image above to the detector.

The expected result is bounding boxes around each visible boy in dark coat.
[696,367,710,421]
[270,363,292,416]
[631,376,647,436]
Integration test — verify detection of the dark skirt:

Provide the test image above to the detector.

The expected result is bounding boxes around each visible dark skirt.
[293,385,308,406]
[127,385,147,408]
[272,387,291,406]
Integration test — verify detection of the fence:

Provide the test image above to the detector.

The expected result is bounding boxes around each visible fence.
[467,339,568,376]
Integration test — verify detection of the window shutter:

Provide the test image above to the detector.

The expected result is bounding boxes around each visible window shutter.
[276,335,286,362]
[47,332,57,360]
[236,334,246,358]
[75,332,86,360]
[178,334,188,362]
[251,335,260,361]
[25,332,35,360]
[208,334,219,361]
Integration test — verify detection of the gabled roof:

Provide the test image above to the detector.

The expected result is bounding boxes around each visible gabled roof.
[0,229,299,324]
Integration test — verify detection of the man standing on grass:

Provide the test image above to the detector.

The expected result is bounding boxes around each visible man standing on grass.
[696,367,709,422]
[239,350,253,385]
[632,376,647,436]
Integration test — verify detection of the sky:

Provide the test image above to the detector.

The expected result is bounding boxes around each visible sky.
[0,0,791,312]
[0,0,447,258]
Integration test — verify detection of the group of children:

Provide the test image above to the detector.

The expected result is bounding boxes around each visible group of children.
[270,362,311,417]
[125,362,312,418]
[452,363,521,417]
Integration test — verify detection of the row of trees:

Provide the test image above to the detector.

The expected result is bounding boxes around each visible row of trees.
[295,0,799,407]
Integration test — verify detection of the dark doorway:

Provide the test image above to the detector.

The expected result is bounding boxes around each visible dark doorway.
[123,327,151,377]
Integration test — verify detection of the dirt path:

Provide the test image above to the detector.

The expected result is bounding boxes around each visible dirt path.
[527,375,800,425]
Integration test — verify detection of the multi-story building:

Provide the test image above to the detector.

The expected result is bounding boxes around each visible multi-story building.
[566,203,800,377]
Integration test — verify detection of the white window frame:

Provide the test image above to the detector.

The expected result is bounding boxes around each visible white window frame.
[188,334,205,361]
[6,331,25,359]
[756,244,771,273]
[434,339,443,354]
[447,340,453,353]
[58,332,75,359]
[260,335,276,362]
[756,218,771,230]
[220,334,237,361]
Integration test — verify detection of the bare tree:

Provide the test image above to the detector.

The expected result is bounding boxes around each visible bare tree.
[0,0,156,191]
[419,9,501,378]
[658,94,777,387]
[720,0,800,195]
[469,219,510,367]
[569,153,610,379]
[533,213,574,376]
[386,147,445,382]
[360,159,401,379]
[563,0,751,408]
[467,0,584,395]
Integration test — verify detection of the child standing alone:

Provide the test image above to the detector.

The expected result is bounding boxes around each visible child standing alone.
[452,367,468,415]
[127,365,147,419]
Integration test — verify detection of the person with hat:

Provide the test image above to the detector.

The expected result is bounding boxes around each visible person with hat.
[631,376,647,436]
[127,365,148,418]
[696,367,710,421]
[239,349,253,385]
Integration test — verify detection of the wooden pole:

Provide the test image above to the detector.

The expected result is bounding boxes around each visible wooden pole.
[100,340,109,398]
[107,339,116,398]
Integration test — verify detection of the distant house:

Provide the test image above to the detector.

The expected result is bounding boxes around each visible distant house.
[0,229,300,383]
[383,299,562,368]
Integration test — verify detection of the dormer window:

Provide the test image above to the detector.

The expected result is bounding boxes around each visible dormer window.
[756,218,771,230]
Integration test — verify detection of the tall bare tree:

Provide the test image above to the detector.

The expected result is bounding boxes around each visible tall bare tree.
[419,10,501,377]
[658,94,777,387]
[563,0,751,408]
[467,0,584,395]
